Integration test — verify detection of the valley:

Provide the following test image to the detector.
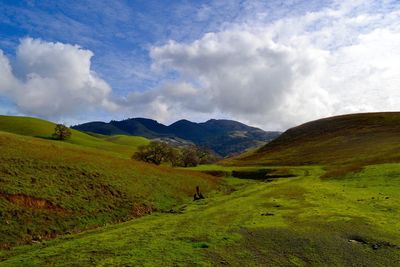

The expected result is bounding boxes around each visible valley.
[1,1,399,266]
[1,164,399,266]
[0,113,400,266]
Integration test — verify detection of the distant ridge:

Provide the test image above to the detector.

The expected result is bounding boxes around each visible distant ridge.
[229,112,400,165]
[72,118,281,156]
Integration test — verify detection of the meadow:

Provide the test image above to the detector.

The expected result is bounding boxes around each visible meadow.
[0,116,150,158]
[1,114,399,266]
[0,116,218,248]
[1,164,399,266]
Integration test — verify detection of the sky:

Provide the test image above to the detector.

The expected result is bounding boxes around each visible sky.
[0,0,399,130]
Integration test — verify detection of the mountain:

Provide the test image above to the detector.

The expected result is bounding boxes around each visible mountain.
[228,112,400,166]
[72,118,281,156]
[69,121,129,136]
[133,118,172,135]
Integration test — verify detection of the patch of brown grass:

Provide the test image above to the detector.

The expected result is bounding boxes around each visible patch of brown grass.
[229,112,400,166]
[321,164,364,179]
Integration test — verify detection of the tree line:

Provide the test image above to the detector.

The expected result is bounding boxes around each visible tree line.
[51,124,218,167]
[132,141,219,167]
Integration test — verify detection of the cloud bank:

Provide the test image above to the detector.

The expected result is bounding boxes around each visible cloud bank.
[1,1,400,130]
[0,38,115,119]
[145,1,400,129]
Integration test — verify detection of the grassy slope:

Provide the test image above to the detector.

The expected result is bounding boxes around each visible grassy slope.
[0,121,218,247]
[226,112,400,166]
[103,135,149,147]
[1,164,399,266]
[1,113,399,266]
[0,115,149,157]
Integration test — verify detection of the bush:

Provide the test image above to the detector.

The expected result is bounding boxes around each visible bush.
[52,124,72,140]
[132,142,220,167]
[181,147,199,167]
[133,141,173,165]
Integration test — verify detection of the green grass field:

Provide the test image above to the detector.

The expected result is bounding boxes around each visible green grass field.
[0,117,218,248]
[0,115,150,157]
[1,114,400,266]
[1,164,399,266]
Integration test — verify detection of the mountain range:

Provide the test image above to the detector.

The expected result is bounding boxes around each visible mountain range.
[72,118,281,156]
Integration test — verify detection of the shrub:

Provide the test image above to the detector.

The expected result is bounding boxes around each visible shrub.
[52,124,72,140]
[133,141,173,165]
[133,142,220,167]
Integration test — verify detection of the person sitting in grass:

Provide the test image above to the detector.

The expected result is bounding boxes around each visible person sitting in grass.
[193,186,205,201]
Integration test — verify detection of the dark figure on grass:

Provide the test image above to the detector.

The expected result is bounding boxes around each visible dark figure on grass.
[193,186,205,201]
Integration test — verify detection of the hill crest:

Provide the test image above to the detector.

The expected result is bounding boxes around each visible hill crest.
[229,112,400,166]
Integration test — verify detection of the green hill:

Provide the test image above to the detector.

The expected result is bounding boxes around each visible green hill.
[0,116,218,248]
[0,115,149,157]
[228,112,400,166]
[1,114,399,265]
[103,135,150,147]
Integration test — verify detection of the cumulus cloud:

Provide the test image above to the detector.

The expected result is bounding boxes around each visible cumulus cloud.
[0,50,17,93]
[0,38,116,119]
[142,1,400,129]
[1,1,400,130]
[116,81,216,123]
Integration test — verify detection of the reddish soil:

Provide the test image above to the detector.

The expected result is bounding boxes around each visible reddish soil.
[131,202,153,217]
[0,192,65,213]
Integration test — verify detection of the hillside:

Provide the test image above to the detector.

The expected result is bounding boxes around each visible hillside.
[228,112,400,166]
[0,116,218,247]
[1,114,400,265]
[0,116,150,157]
[72,118,281,156]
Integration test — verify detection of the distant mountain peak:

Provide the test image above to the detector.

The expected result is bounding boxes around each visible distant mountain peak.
[72,117,281,156]
[170,119,195,125]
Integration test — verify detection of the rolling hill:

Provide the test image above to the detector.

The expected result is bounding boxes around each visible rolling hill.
[1,113,400,265]
[72,118,281,156]
[0,116,219,247]
[0,115,150,158]
[228,112,400,166]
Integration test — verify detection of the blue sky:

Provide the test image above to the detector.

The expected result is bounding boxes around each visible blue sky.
[0,0,328,92]
[0,0,399,129]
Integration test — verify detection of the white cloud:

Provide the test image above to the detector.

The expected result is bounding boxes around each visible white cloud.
[116,81,217,123]
[143,1,400,129]
[0,38,116,119]
[1,1,400,130]
[0,50,17,93]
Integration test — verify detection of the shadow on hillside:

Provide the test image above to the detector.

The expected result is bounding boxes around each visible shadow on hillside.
[231,169,297,180]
